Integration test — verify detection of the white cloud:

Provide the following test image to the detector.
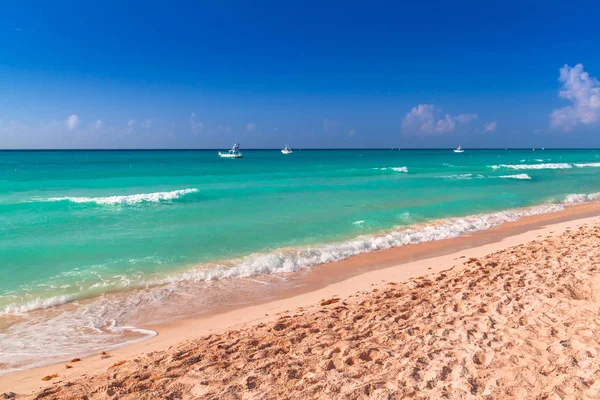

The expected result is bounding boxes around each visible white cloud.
[482,121,497,133]
[323,118,339,134]
[65,114,80,130]
[551,64,600,131]
[347,129,357,137]
[401,104,478,135]
[144,119,153,128]
[454,114,478,124]
[126,119,136,133]
[91,119,102,130]
[246,122,256,133]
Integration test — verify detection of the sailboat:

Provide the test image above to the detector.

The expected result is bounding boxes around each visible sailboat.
[453,145,464,153]
[218,143,243,158]
[281,144,292,155]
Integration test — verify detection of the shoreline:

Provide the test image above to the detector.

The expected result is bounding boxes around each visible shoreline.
[2,202,600,395]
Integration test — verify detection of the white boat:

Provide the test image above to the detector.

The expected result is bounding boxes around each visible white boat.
[453,145,464,153]
[281,145,292,155]
[218,143,243,158]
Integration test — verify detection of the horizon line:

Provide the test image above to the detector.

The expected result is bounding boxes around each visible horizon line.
[0,147,598,152]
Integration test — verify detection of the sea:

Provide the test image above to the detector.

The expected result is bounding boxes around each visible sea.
[2,148,600,373]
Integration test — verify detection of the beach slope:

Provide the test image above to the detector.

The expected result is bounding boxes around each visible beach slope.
[13,219,600,399]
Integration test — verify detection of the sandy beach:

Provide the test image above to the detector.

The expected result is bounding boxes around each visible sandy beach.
[3,206,600,399]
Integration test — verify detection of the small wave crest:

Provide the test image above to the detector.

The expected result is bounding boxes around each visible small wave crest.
[45,188,199,205]
[499,174,532,180]
[374,166,408,173]
[491,163,572,170]
[443,174,473,180]
[574,163,600,168]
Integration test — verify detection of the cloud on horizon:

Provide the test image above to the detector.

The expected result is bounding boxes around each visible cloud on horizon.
[401,104,478,135]
[482,121,497,133]
[551,63,600,131]
[65,114,79,130]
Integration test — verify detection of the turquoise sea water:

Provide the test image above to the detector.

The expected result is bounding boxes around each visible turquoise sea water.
[2,148,600,372]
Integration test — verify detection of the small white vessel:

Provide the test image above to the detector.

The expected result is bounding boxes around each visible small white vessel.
[281,145,292,155]
[453,145,464,153]
[218,143,243,158]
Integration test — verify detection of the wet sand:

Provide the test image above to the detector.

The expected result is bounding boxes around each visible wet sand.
[2,204,600,398]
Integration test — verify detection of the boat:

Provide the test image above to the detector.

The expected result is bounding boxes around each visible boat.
[281,145,292,155]
[218,143,243,158]
[453,145,464,153]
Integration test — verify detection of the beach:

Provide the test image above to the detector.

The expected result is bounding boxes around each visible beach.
[5,149,600,375]
[3,205,600,398]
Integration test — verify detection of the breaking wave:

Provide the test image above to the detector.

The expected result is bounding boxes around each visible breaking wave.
[499,174,532,180]
[1,295,73,314]
[374,166,408,173]
[563,192,600,204]
[44,189,199,205]
[574,163,600,168]
[490,163,572,170]
[154,204,566,284]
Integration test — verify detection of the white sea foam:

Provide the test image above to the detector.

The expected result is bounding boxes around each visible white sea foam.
[353,220,365,225]
[374,166,408,172]
[574,163,600,168]
[0,292,159,375]
[2,295,73,314]
[443,174,473,180]
[563,192,600,204]
[45,188,199,205]
[499,174,532,180]
[491,163,572,170]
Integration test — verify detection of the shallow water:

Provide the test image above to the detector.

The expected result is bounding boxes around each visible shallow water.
[2,148,600,372]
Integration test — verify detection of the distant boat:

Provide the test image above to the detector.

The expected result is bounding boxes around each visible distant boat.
[218,143,243,158]
[281,145,292,155]
[453,145,464,153]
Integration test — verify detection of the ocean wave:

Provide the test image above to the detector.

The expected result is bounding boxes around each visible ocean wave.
[154,203,566,285]
[2,294,73,314]
[442,173,484,180]
[374,167,408,173]
[563,192,600,204]
[45,188,199,205]
[6,189,600,316]
[491,163,572,170]
[499,174,532,180]
[574,163,600,168]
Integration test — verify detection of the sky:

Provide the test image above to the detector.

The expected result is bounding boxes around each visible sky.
[1,0,600,149]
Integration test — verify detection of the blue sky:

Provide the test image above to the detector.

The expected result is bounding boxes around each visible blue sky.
[1,0,600,149]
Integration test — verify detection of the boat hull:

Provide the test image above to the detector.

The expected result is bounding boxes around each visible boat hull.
[218,152,243,158]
